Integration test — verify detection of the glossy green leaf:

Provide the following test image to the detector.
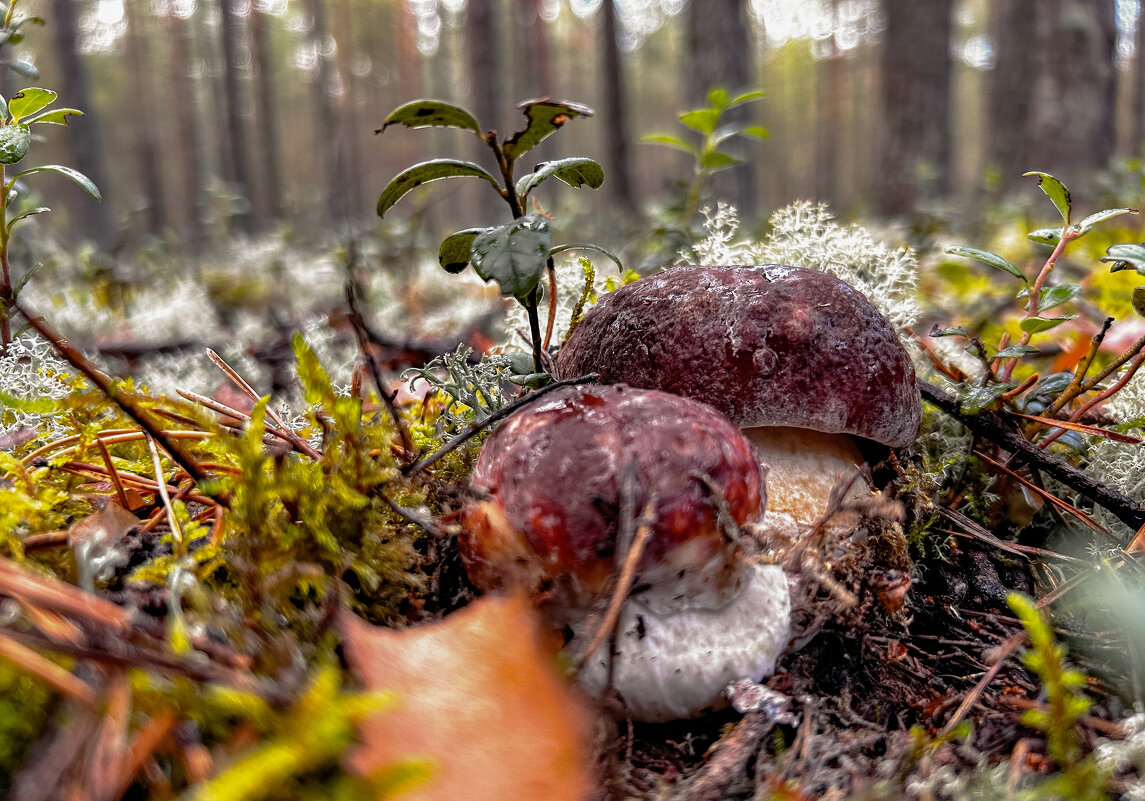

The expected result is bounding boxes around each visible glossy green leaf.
[470,215,552,298]
[994,345,1040,360]
[547,242,623,271]
[1076,207,1137,230]
[1026,227,1063,246]
[707,88,729,110]
[929,325,969,338]
[1101,242,1145,274]
[437,227,488,273]
[12,164,101,199]
[945,245,1028,282]
[7,205,49,230]
[23,107,82,126]
[7,87,55,123]
[515,157,604,198]
[728,90,765,107]
[700,150,740,171]
[502,99,593,160]
[959,383,1014,414]
[379,99,482,135]
[1036,283,1082,311]
[1132,286,1145,318]
[376,159,500,217]
[1034,372,1074,396]
[742,125,770,139]
[641,133,697,156]
[1019,314,1077,334]
[2,60,39,80]
[0,124,29,164]
[1023,171,1071,224]
[679,108,720,135]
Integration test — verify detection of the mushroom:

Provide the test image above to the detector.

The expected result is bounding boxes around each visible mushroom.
[460,383,790,722]
[554,265,922,539]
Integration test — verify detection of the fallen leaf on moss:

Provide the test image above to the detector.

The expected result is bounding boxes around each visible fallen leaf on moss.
[339,594,597,801]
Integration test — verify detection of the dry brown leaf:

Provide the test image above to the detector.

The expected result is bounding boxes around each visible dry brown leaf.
[340,594,597,801]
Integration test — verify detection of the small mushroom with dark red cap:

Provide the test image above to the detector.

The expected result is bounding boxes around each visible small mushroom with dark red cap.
[554,265,922,538]
[460,383,791,722]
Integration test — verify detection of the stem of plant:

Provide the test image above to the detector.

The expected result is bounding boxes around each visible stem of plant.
[0,163,9,354]
[524,288,543,373]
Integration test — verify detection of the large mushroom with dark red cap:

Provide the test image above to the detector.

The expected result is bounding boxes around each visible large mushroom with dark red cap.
[460,383,791,722]
[554,265,922,537]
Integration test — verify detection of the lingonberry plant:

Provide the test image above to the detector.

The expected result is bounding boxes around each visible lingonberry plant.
[0,0,101,353]
[376,98,618,376]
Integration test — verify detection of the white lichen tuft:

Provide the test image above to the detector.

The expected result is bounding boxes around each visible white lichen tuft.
[687,200,921,331]
[1095,711,1145,799]
[1089,371,1145,540]
[0,331,81,439]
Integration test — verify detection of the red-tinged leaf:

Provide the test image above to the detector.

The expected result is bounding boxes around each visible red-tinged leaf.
[340,594,596,801]
[974,450,1106,533]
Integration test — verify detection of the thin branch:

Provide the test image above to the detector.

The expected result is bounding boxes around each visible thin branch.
[920,381,1145,532]
[402,373,598,477]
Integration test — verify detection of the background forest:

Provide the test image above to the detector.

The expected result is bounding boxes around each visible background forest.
[9,0,1145,256]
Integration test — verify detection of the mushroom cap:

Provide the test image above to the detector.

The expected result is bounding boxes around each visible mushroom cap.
[554,265,922,448]
[460,384,765,614]
[576,561,790,722]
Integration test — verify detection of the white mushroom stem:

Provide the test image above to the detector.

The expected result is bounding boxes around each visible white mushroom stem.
[575,561,790,722]
[742,426,870,541]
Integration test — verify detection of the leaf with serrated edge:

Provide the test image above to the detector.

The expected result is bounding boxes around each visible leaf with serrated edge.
[7,87,55,123]
[13,164,100,199]
[470,215,552,298]
[438,228,488,274]
[377,159,499,217]
[502,99,593,160]
[515,157,604,199]
[1023,171,1071,224]
[945,245,1028,282]
[381,99,481,135]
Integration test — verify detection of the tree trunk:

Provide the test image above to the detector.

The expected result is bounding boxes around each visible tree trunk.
[814,7,843,209]
[686,0,756,216]
[332,0,365,224]
[124,2,168,235]
[467,0,502,132]
[219,0,258,231]
[166,10,205,249]
[1027,0,1117,182]
[877,0,954,217]
[1135,1,1145,152]
[49,0,115,247]
[987,0,1040,193]
[305,0,342,225]
[249,5,285,222]
[601,0,634,211]
[514,0,552,99]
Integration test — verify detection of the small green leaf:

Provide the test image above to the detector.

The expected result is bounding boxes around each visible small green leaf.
[12,164,101,199]
[945,245,1028,282]
[679,108,720,135]
[1076,207,1137,230]
[547,242,623,271]
[8,87,56,123]
[7,205,49,231]
[959,383,1015,414]
[379,99,482,135]
[929,325,969,337]
[1023,170,1071,224]
[1132,286,1145,318]
[700,150,740,171]
[0,124,30,164]
[2,61,39,80]
[376,159,500,217]
[1101,242,1145,274]
[502,99,593,160]
[515,157,604,198]
[742,125,770,139]
[1019,314,1077,334]
[641,133,698,156]
[728,90,765,107]
[1026,227,1063,246]
[437,227,487,273]
[994,345,1040,359]
[23,107,82,126]
[1035,372,1074,396]
[706,88,729,110]
[1036,283,1082,311]
[470,215,552,298]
